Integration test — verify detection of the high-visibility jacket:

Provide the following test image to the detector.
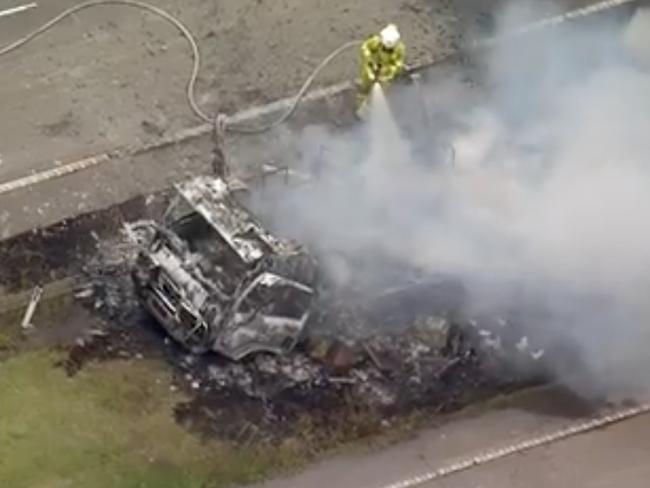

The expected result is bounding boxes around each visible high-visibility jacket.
[359,34,405,85]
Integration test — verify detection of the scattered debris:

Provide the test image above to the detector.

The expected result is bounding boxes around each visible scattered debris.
[20,285,43,329]
[65,175,551,442]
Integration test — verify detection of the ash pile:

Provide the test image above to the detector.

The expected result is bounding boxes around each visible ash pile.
[73,174,548,438]
[75,232,142,324]
[76,228,545,425]
[74,215,480,410]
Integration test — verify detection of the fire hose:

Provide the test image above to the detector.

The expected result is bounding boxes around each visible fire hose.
[0,0,359,134]
[2,0,640,134]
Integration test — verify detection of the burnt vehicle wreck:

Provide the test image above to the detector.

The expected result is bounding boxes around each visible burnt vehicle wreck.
[126,176,317,360]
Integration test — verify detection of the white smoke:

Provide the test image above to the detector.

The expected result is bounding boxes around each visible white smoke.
[256,3,650,398]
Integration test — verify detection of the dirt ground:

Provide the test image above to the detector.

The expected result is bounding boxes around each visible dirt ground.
[0,0,596,182]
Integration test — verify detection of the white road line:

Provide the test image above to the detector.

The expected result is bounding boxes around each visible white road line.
[479,0,638,45]
[0,2,38,19]
[375,402,650,488]
[0,154,109,196]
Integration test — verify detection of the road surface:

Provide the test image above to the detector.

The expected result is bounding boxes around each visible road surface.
[0,0,469,182]
[0,0,618,243]
[425,413,650,488]
[249,388,650,488]
[0,0,596,183]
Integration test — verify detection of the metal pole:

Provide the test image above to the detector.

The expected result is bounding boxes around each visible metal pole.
[20,285,43,329]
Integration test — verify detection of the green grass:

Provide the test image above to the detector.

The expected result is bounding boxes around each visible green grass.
[0,350,308,488]
[0,328,10,350]
[0,301,542,488]
[0,297,421,488]
[0,347,532,488]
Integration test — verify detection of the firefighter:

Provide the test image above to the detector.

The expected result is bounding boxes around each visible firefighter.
[357,23,406,112]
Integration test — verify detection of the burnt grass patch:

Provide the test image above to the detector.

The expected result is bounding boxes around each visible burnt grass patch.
[0,190,171,292]
[2,191,546,450]
[57,299,536,449]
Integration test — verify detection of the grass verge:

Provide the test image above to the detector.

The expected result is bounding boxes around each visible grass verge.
[0,350,310,488]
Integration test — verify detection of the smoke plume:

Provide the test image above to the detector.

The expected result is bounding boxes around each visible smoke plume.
[255,3,650,398]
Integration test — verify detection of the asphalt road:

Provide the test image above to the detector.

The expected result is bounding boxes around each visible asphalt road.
[0,0,470,183]
[0,0,611,244]
[425,413,650,488]
[250,389,650,488]
[0,0,597,183]
[0,0,200,181]
[0,0,482,242]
